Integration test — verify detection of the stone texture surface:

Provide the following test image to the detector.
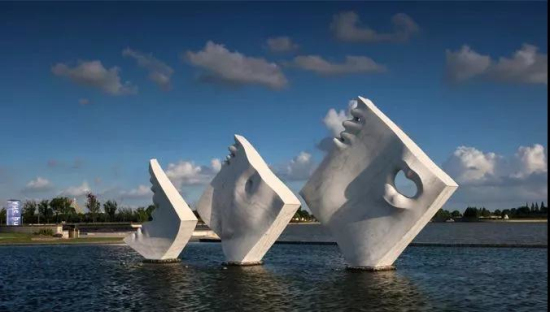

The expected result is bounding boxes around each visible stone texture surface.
[197,135,301,264]
[301,96,458,269]
[124,159,197,260]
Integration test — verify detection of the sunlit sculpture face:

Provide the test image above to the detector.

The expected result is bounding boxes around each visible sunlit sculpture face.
[301,97,458,269]
[124,159,197,261]
[197,135,300,264]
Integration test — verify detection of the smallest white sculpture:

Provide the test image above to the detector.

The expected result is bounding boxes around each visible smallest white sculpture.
[124,159,198,261]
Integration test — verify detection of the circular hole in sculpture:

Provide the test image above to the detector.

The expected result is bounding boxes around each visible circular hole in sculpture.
[394,170,417,198]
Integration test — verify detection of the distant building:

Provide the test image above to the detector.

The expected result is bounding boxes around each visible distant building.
[70,198,84,214]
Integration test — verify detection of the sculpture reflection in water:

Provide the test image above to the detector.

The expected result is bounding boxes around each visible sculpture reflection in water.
[197,135,301,265]
[124,159,198,261]
[301,96,458,270]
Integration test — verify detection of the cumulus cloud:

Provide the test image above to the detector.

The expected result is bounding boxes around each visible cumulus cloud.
[512,144,548,178]
[185,41,287,89]
[322,100,358,137]
[443,144,547,208]
[60,181,91,197]
[331,11,419,43]
[489,44,547,85]
[52,60,137,95]
[444,146,500,184]
[323,108,350,137]
[289,55,386,76]
[122,48,174,90]
[446,45,491,82]
[164,160,220,190]
[24,177,53,192]
[266,36,299,53]
[316,100,358,151]
[445,44,547,84]
[277,152,317,181]
[211,158,222,173]
[120,185,152,198]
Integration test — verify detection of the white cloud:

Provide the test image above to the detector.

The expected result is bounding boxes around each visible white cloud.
[443,144,547,208]
[122,48,174,90]
[322,100,358,137]
[446,45,491,82]
[443,146,500,184]
[512,144,548,178]
[60,181,91,197]
[165,160,221,190]
[279,152,317,181]
[24,177,53,192]
[331,11,419,43]
[289,55,386,76]
[489,44,547,85]
[211,158,222,173]
[120,185,152,198]
[323,108,349,137]
[266,36,299,53]
[185,41,287,89]
[52,60,137,95]
[445,44,547,85]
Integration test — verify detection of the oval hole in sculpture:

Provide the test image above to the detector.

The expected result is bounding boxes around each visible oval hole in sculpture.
[394,170,417,198]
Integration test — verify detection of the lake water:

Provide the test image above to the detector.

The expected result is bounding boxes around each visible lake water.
[279,222,548,245]
[0,242,547,311]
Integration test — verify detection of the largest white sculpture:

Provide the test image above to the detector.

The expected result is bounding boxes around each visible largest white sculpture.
[197,135,301,265]
[124,159,198,261]
[301,96,458,270]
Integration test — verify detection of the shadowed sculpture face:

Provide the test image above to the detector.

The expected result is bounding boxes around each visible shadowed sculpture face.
[301,97,457,268]
[197,135,296,264]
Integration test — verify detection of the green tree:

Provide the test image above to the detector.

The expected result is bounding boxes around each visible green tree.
[117,207,134,222]
[0,207,6,225]
[50,197,72,223]
[541,202,547,214]
[38,200,52,223]
[433,209,451,221]
[22,200,37,224]
[134,207,149,223]
[493,209,502,217]
[85,193,101,222]
[146,204,156,221]
[463,207,480,219]
[451,210,461,218]
[104,200,118,221]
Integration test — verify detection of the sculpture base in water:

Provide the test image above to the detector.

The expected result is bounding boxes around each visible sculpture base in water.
[223,261,264,266]
[346,265,396,272]
[142,258,182,264]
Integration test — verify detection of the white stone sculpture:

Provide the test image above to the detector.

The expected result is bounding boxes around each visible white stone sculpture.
[300,96,458,270]
[124,159,198,261]
[197,135,301,265]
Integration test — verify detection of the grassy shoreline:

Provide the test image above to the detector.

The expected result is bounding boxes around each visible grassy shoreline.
[0,233,124,245]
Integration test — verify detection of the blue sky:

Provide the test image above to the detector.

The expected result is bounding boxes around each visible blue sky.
[0,1,547,210]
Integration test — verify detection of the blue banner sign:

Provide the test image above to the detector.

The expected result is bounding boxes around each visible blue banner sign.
[6,200,22,226]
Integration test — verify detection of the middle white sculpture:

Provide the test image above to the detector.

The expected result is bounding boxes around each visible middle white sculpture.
[197,135,301,265]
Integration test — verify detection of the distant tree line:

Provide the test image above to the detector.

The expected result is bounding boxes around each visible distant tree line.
[433,202,547,221]
[0,193,156,225]
[292,207,316,222]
